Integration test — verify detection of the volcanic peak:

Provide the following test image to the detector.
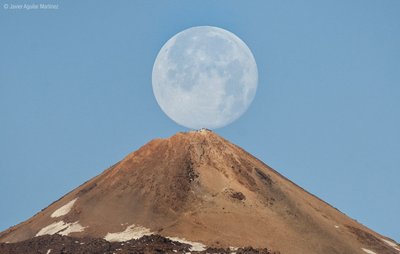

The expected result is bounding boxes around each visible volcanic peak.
[1,131,399,254]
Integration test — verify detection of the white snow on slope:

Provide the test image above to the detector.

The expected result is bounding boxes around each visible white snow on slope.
[362,248,377,254]
[381,238,400,251]
[104,224,153,242]
[36,221,68,236]
[58,221,85,236]
[167,236,206,252]
[225,247,239,254]
[103,224,206,251]
[51,198,77,218]
[36,221,85,236]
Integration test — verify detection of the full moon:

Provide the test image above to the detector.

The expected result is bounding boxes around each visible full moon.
[152,26,258,129]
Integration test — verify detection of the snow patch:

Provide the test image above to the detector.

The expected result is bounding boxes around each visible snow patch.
[58,222,85,236]
[362,248,377,254]
[229,246,238,254]
[36,221,85,237]
[51,198,77,218]
[167,236,206,252]
[104,224,153,242]
[46,249,52,254]
[36,221,68,236]
[103,225,206,251]
[381,238,400,251]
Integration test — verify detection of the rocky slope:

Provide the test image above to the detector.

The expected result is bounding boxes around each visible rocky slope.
[0,234,277,254]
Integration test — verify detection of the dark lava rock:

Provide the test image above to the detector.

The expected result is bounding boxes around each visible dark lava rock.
[230,191,246,201]
[0,234,278,254]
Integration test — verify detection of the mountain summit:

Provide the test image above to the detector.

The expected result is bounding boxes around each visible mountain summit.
[1,130,399,254]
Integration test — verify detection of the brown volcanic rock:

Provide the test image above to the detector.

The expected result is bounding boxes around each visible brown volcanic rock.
[0,130,399,254]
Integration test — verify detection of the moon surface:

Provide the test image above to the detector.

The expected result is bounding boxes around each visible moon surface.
[152,26,258,129]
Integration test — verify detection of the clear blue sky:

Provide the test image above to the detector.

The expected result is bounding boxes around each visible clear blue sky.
[1,0,399,241]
